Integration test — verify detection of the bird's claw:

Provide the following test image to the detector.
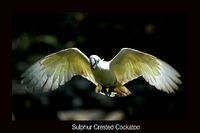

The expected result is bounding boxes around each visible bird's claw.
[100,87,117,97]
[101,88,111,96]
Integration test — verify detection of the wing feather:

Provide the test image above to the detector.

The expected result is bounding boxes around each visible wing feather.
[110,48,182,93]
[21,48,97,92]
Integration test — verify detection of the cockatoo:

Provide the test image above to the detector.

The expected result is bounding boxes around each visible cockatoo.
[21,48,182,97]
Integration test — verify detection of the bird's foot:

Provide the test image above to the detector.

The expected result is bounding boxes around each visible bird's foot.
[95,84,102,93]
[114,86,132,97]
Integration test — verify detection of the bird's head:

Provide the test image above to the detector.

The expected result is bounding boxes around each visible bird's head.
[89,55,102,69]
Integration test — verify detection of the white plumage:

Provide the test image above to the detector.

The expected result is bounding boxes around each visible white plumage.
[21,48,182,97]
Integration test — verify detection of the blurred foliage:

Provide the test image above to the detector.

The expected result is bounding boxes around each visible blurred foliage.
[12,12,187,120]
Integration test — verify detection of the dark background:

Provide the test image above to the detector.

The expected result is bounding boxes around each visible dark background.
[12,12,187,120]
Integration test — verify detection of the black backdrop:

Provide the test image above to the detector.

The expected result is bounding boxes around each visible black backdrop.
[12,13,187,120]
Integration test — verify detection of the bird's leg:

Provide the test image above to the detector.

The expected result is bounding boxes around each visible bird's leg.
[95,84,102,93]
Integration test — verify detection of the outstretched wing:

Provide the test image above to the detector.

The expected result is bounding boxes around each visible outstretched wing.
[110,48,182,93]
[21,48,97,92]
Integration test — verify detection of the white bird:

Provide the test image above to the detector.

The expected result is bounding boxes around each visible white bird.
[21,48,182,97]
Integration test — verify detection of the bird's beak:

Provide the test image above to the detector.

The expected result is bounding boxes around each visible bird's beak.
[91,64,94,69]
[90,58,96,69]
[90,59,93,69]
